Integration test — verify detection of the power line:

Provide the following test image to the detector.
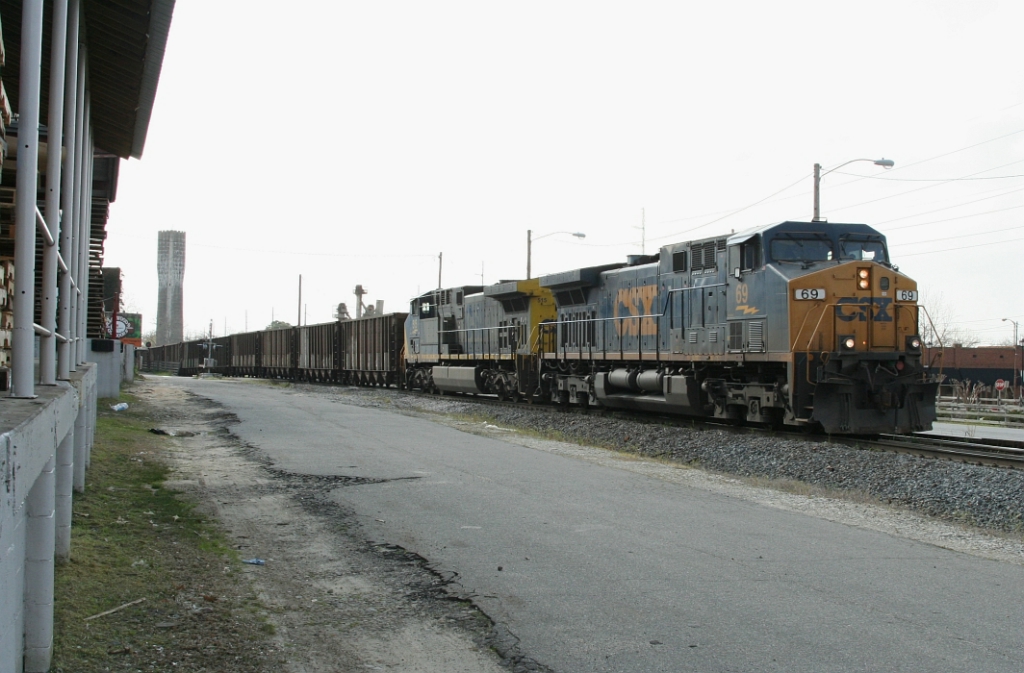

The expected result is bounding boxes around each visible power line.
[652,172,810,243]
[873,186,1022,226]
[898,235,1024,257]
[881,128,1024,175]
[836,171,1024,182]
[830,159,1024,214]
[884,203,1024,231]
[890,222,1024,247]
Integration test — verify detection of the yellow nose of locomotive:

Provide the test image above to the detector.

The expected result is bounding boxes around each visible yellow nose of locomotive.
[789,262,920,354]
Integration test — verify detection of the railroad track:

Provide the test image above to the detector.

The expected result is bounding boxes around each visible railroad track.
[870,433,1024,469]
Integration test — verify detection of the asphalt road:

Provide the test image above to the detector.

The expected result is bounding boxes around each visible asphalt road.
[168,378,1024,673]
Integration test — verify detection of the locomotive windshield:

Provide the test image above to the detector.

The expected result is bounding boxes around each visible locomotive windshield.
[838,234,889,263]
[770,233,833,263]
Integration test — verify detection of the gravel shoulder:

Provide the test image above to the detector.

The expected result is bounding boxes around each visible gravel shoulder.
[137,376,1024,671]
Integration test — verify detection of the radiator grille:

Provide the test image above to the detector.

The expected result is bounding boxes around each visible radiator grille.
[749,322,764,351]
[729,322,743,349]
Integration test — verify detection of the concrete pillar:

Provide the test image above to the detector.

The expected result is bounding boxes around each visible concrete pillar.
[73,404,87,493]
[24,455,57,672]
[87,379,96,468]
[0,490,27,673]
[54,428,75,560]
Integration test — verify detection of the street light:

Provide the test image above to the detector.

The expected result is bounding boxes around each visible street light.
[527,230,586,279]
[812,157,894,222]
[1003,318,1020,394]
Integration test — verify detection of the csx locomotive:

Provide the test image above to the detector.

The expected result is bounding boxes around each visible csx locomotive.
[405,220,939,434]
[146,219,938,435]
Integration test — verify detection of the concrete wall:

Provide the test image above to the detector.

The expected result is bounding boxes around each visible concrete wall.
[85,340,124,399]
[0,364,96,673]
[122,345,135,384]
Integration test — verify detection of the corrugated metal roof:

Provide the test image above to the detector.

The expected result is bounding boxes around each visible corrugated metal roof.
[1,0,175,159]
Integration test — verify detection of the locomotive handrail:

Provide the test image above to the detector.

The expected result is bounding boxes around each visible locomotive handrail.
[794,302,833,352]
[914,304,945,380]
[437,324,518,359]
[542,313,665,364]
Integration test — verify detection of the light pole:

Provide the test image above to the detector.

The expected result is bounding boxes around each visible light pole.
[1003,318,1020,394]
[527,230,586,279]
[812,157,894,222]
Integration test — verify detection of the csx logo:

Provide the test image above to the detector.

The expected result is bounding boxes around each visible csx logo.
[614,285,658,336]
[835,297,893,322]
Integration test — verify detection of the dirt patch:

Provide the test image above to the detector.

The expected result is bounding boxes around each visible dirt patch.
[133,379,525,673]
[53,397,275,672]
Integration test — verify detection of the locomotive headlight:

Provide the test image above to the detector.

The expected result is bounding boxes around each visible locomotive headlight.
[857,268,870,290]
[844,337,856,349]
[840,335,856,351]
[905,335,922,353]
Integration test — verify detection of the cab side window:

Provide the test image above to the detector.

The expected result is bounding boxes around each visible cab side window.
[741,238,761,271]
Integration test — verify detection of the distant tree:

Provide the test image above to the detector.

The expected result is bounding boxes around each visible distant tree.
[919,291,980,347]
[265,320,292,331]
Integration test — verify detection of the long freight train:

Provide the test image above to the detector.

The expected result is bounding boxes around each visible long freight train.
[145,220,940,435]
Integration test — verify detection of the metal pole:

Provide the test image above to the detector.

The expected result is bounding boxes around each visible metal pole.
[41,0,70,386]
[70,49,87,365]
[297,274,302,326]
[812,163,822,222]
[78,115,93,362]
[57,0,81,379]
[1014,321,1020,395]
[526,229,532,279]
[12,0,46,398]
[438,252,443,289]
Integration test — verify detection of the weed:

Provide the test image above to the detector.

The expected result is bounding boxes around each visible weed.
[52,394,271,672]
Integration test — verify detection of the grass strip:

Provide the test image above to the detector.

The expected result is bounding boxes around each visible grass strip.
[52,393,275,672]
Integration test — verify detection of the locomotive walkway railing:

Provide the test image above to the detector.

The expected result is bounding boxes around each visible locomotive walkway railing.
[536,313,665,365]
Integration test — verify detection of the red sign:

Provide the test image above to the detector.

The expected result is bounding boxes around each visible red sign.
[994,379,1007,391]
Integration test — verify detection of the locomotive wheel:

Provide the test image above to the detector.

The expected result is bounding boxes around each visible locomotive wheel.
[495,377,511,401]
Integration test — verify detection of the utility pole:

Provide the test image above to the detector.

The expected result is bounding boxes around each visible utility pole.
[527,229,532,279]
[1005,318,1020,396]
[438,252,443,289]
[813,163,822,222]
[297,274,302,326]
[207,319,214,370]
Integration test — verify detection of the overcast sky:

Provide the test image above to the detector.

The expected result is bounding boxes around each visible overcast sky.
[104,0,1024,345]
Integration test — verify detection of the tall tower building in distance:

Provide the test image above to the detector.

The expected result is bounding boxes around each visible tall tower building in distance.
[156,230,186,345]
